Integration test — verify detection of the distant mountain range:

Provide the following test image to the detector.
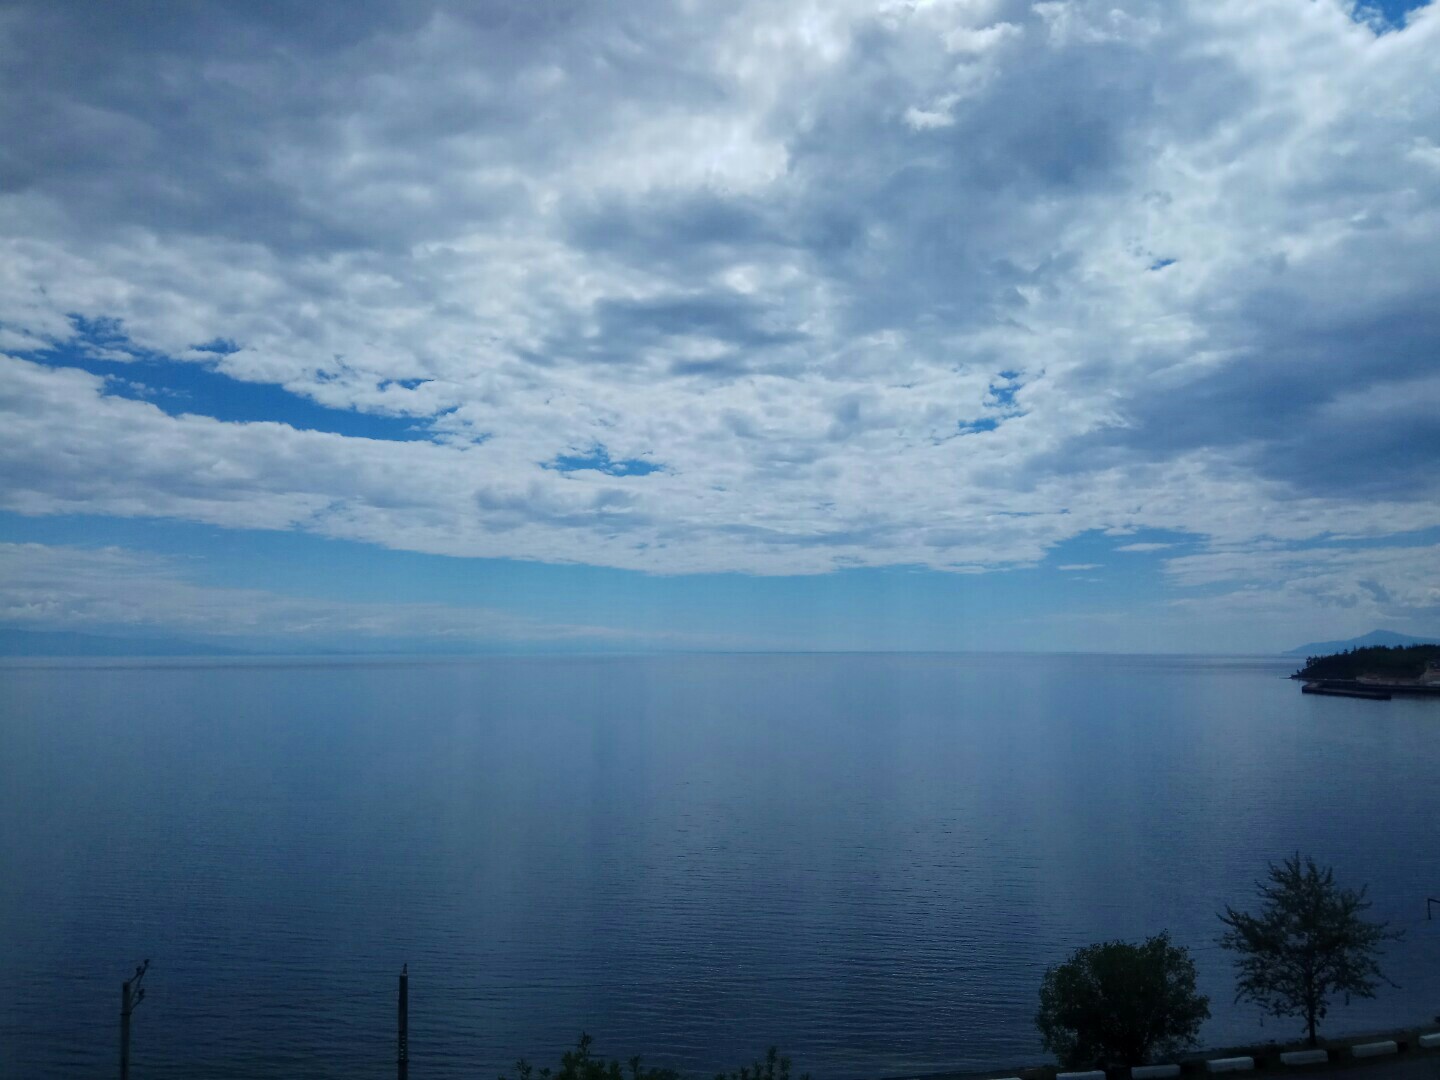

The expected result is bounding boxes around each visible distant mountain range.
[0,628,240,657]
[1284,629,1440,657]
[5,625,1439,659]
[0,629,594,658]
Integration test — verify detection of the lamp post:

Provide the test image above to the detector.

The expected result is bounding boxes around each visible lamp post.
[120,960,149,1080]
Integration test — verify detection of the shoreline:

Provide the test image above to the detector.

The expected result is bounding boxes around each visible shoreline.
[1292,675,1440,697]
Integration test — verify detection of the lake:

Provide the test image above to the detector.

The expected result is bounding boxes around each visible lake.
[1,653,1437,1079]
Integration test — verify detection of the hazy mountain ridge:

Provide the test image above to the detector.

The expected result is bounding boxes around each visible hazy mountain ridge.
[1284,629,1440,657]
[0,628,240,657]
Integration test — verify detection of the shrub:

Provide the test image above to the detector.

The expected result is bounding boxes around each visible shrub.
[499,1034,807,1080]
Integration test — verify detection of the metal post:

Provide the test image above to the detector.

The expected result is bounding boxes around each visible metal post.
[398,964,408,1080]
[120,979,131,1080]
[120,960,148,1080]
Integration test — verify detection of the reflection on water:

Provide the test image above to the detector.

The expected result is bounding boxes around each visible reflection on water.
[1,653,1437,1078]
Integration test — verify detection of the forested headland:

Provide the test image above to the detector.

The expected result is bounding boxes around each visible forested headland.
[1292,644,1440,681]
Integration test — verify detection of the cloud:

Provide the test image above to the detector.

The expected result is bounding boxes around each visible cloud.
[1115,542,1173,553]
[1057,563,1101,571]
[0,541,708,648]
[1163,542,1440,614]
[0,0,1437,614]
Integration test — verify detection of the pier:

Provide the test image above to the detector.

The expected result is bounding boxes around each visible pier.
[1301,682,1392,700]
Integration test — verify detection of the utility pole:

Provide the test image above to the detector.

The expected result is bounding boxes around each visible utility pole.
[120,959,149,1080]
[398,964,408,1080]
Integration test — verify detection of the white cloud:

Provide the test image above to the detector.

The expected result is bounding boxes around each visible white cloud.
[1164,542,1440,612]
[0,0,1436,617]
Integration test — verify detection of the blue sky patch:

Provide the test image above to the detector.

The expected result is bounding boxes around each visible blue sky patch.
[545,445,663,476]
[21,318,431,442]
[1355,0,1431,30]
[957,417,1001,435]
[958,372,1027,432]
[988,374,1023,410]
[0,510,1210,653]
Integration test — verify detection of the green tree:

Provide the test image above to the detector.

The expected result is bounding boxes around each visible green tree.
[1218,855,1401,1047]
[1036,933,1210,1068]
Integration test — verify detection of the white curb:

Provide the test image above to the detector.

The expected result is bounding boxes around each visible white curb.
[1205,1057,1254,1073]
[1350,1041,1397,1058]
[1132,1065,1180,1078]
[1057,1071,1107,1080]
[1418,1033,1440,1049]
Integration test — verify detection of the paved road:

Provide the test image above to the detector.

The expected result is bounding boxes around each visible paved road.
[884,1049,1440,1080]
[1284,1054,1440,1080]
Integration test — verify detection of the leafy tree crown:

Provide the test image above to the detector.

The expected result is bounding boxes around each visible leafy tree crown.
[1036,932,1210,1069]
[1218,854,1401,1046]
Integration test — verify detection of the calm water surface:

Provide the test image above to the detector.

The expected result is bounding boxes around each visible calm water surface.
[1,653,1437,1079]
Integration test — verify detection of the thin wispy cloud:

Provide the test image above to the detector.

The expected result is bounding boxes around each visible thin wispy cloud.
[0,542,729,649]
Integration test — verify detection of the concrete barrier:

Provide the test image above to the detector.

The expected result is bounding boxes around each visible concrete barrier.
[1205,1057,1254,1073]
[1350,1041,1398,1059]
[1419,1033,1440,1049]
[1132,1065,1180,1079]
[1057,1071,1106,1080]
[1279,1050,1328,1066]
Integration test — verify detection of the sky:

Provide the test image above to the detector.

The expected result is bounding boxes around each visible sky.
[0,0,1438,655]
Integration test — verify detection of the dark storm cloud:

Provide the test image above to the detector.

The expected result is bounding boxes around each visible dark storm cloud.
[0,0,729,253]
[1050,248,1440,499]
[566,190,784,270]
